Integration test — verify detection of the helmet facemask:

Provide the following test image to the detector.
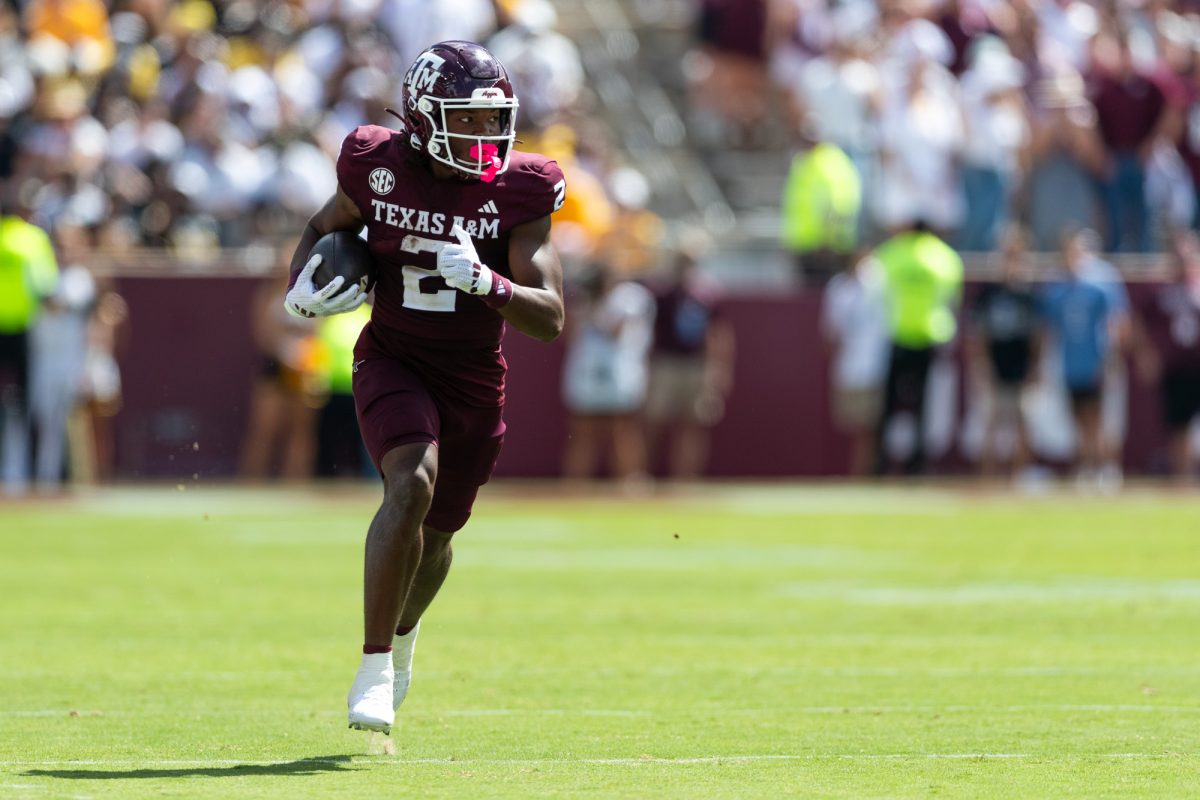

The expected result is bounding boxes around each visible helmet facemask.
[415,90,519,181]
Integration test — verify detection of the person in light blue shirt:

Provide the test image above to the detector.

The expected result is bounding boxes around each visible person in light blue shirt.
[1040,230,1119,484]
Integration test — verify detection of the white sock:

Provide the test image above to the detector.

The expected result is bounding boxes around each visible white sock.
[392,620,420,674]
[359,651,392,672]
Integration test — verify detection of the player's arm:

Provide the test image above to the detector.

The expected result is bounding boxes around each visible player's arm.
[500,214,563,341]
[284,187,366,318]
[438,216,564,342]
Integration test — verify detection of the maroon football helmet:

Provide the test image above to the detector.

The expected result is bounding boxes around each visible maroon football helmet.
[401,41,519,179]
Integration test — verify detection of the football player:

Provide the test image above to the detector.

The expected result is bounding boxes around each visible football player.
[284,41,566,735]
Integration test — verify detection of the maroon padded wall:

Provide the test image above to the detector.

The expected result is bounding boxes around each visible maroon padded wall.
[110,278,1168,479]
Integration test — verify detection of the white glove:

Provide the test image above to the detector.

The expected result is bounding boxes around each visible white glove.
[437,223,495,296]
[284,253,367,318]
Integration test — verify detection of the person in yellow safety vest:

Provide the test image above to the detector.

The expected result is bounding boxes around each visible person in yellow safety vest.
[316,302,374,478]
[869,219,963,475]
[0,204,59,494]
[780,137,861,286]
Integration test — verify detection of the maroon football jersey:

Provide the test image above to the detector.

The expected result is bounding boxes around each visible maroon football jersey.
[336,125,564,406]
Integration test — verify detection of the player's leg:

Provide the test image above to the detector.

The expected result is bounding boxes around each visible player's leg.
[397,524,453,631]
[365,443,438,644]
[348,441,437,733]
[387,524,452,711]
[347,357,442,734]
[383,408,505,711]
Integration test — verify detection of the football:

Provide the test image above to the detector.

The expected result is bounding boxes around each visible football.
[310,231,377,294]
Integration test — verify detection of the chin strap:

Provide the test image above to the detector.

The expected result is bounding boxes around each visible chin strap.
[383,107,405,125]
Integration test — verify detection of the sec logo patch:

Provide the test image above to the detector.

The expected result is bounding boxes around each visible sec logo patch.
[369,168,395,195]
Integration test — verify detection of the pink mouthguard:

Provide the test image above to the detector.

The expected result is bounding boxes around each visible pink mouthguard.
[470,143,502,183]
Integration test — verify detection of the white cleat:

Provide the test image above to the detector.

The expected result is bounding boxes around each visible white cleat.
[392,621,420,711]
[347,652,395,735]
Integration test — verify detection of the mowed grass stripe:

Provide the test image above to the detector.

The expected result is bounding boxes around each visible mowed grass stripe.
[1,753,1186,767]
[2,485,1199,799]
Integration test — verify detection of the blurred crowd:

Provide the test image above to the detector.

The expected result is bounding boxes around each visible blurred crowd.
[0,213,127,495]
[692,0,1200,268]
[3,0,1200,491]
[820,220,1200,487]
[0,0,659,268]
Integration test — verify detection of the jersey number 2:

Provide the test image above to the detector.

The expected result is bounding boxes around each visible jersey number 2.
[399,235,456,312]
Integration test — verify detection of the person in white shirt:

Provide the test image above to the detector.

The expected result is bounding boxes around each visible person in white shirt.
[820,254,890,475]
[561,264,656,482]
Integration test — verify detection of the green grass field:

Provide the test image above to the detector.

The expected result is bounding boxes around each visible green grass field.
[1,483,1198,799]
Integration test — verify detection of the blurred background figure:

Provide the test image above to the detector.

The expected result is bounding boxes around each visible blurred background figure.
[872,219,963,476]
[486,0,583,133]
[75,279,126,484]
[1025,67,1107,253]
[644,245,735,481]
[1132,231,1200,482]
[780,121,861,287]
[315,301,373,479]
[1039,229,1124,491]
[1087,27,1173,253]
[686,0,770,148]
[966,226,1040,480]
[0,193,57,496]
[871,19,964,240]
[956,37,1028,253]
[29,256,93,491]
[820,250,888,477]
[782,0,880,243]
[238,255,326,481]
[560,263,655,484]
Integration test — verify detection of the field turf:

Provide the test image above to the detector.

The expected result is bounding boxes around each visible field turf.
[1,483,1198,799]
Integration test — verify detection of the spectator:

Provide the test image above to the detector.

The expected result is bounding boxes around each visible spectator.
[486,0,583,132]
[872,20,965,238]
[379,0,497,75]
[315,301,373,479]
[76,276,126,483]
[780,122,861,286]
[24,0,115,77]
[560,263,655,483]
[957,37,1028,252]
[1132,230,1200,481]
[871,219,964,475]
[967,226,1040,479]
[0,6,35,124]
[644,247,735,480]
[29,260,93,490]
[1039,229,1123,490]
[595,165,665,278]
[687,0,770,146]
[530,124,615,263]
[0,194,58,495]
[820,251,889,477]
[786,1,881,229]
[238,263,325,481]
[1026,66,1107,252]
[1087,29,1174,252]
